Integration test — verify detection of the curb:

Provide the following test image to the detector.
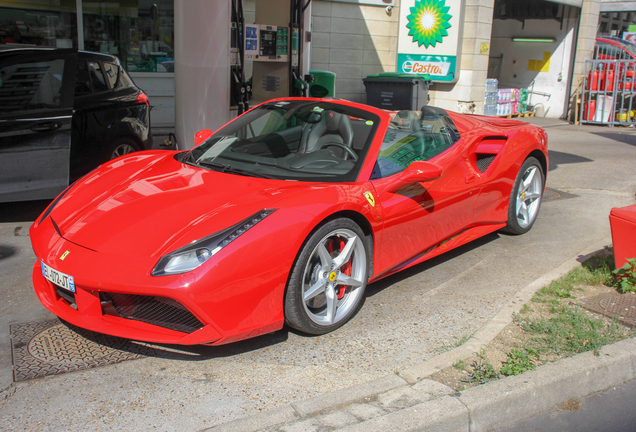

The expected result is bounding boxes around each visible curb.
[206,236,623,432]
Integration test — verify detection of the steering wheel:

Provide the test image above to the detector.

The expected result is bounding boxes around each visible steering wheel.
[320,143,358,162]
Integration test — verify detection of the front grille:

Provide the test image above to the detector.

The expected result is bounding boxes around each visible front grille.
[476,154,496,172]
[100,293,204,334]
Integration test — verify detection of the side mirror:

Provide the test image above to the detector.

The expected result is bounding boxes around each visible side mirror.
[391,161,442,190]
[402,160,442,182]
[194,129,213,147]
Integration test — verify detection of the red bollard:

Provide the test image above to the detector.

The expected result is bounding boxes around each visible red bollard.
[610,204,636,269]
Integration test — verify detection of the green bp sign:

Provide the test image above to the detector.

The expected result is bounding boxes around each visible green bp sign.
[398,0,464,83]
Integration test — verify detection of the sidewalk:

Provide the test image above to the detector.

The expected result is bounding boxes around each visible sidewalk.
[208,237,636,432]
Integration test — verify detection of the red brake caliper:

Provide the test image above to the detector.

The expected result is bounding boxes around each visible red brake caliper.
[336,238,351,299]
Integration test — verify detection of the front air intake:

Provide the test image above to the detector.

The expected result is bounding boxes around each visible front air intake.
[100,293,204,334]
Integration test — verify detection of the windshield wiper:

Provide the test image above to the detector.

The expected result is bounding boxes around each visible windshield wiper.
[197,161,274,179]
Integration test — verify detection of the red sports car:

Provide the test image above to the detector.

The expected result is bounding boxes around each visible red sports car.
[30,98,548,345]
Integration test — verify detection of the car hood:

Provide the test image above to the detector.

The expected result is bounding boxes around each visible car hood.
[49,152,306,258]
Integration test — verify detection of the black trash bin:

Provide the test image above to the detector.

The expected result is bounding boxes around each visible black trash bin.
[363,73,431,110]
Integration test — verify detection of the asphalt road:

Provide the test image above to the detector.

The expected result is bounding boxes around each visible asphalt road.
[0,119,635,431]
[499,378,636,432]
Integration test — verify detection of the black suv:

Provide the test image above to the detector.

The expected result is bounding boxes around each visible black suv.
[0,48,152,203]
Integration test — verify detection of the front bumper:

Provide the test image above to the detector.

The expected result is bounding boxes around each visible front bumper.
[32,262,223,345]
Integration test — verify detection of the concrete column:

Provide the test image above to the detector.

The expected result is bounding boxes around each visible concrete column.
[174,0,230,150]
[569,0,601,119]
[430,0,495,114]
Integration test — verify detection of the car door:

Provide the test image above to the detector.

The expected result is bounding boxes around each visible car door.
[369,109,482,273]
[71,57,120,179]
[0,49,77,202]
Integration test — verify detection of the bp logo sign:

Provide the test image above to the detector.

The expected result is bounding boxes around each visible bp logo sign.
[406,0,452,48]
[397,0,463,83]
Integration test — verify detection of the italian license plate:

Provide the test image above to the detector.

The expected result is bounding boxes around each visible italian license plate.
[41,261,75,293]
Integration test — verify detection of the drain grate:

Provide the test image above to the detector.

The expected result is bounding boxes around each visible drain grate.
[10,319,156,382]
[543,187,577,203]
[581,292,636,326]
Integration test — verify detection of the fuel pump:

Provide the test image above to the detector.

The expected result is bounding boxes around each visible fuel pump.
[232,0,308,109]
[230,0,250,114]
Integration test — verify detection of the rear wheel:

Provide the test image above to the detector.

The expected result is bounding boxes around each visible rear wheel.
[503,156,544,235]
[285,218,369,335]
[105,138,138,161]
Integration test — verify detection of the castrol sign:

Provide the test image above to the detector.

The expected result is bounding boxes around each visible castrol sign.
[402,61,451,76]
[397,0,464,83]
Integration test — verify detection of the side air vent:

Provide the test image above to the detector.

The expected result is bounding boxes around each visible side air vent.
[476,154,496,172]
[475,136,507,173]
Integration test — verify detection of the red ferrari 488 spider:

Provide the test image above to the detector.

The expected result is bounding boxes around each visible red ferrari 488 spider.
[30,98,547,345]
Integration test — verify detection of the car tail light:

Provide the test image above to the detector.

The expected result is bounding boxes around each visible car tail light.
[136,92,149,106]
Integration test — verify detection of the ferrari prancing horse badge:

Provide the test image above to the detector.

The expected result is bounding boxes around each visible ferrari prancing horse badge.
[364,191,375,207]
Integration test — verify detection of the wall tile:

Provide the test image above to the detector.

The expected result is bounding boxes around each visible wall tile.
[331,2,364,19]
[313,16,332,33]
[312,47,330,63]
[330,33,365,49]
[361,5,399,22]
[311,0,332,16]
[312,32,330,48]
[337,78,364,94]
[364,19,396,37]
[331,17,366,34]
[330,48,364,64]
[328,63,363,78]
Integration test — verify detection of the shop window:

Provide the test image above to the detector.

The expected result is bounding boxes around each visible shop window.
[81,0,174,73]
[0,1,77,48]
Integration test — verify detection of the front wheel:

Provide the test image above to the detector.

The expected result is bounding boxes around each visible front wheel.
[285,218,370,335]
[503,156,544,235]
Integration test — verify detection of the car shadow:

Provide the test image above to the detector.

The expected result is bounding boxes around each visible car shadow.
[0,199,51,223]
[0,245,16,261]
[59,318,291,361]
[548,150,593,172]
[591,132,636,147]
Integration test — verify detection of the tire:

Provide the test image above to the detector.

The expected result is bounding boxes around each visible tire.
[284,218,370,335]
[502,156,544,235]
[104,138,138,161]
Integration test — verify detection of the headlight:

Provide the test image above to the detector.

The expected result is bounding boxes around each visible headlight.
[151,209,277,276]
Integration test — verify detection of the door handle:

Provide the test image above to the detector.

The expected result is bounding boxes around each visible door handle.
[465,174,476,184]
[31,122,62,132]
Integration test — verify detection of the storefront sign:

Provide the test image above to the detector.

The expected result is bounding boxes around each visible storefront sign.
[397,0,464,83]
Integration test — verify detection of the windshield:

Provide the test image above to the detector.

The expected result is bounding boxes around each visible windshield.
[186,100,380,182]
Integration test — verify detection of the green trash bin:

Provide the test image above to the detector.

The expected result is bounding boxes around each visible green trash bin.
[363,73,431,110]
[309,70,336,98]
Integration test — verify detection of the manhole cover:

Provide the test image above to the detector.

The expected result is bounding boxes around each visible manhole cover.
[543,187,577,203]
[10,320,156,382]
[581,292,636,326]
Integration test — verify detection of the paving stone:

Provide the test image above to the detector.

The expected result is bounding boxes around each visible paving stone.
[278,418,326,432]
[315,410,359,428]
[344,403,387,422]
